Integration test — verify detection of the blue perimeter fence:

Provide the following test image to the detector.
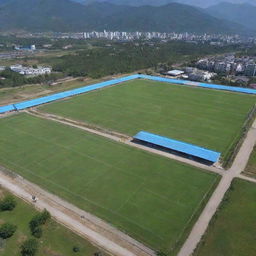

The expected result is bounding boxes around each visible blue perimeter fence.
[1,74,256,114]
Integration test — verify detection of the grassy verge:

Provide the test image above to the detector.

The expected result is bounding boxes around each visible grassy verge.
[194,178,256,256]
[0,187,106,256]
[222,105,256,169]
[244,145,256,178]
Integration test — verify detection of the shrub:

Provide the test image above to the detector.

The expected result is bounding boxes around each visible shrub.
[0,196,16,211]
[94,252,103,256]
[31,227,42,239]
[156,252,167,256]
[0,223,17,239]
[29,216,41,232]
[20,239,38,256]
[29,209,51,238]
[39,209,51,225]
[73,246,80,252]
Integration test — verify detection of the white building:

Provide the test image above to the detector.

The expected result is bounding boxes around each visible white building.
[166,70,184,77]
[10,65,51,76]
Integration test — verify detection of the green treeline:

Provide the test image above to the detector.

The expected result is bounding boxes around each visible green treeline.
[52,41,239,78]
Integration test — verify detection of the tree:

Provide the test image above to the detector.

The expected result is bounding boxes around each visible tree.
[0,223,17,239]
[39,209,51,225]
[29,209,51,238]
[73,246,80,253]
[20,239,38,256]
[31,227,42,239]
[0,196,16,211]
[156,252,167,256]
[94,252,103,256]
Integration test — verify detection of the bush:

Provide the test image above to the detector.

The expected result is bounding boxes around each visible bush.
[20,239,38,256]
[156,252,167,256]
[31,227,42,239]
[0,223,17,239]
[39,209,51,225]
[73,246,80,252]
[94,252,103,256]
[29,209,51,238]
[0,196,16,211]
[29,216,41,232]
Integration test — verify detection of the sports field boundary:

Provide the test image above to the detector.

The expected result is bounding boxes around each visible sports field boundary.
[1,74,255,114]
[222,104,256,169]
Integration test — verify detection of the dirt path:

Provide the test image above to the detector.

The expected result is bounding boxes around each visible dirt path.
[177,119,256,256]
[238,174,256,184]
[0,167,154,256]
[28,109,224,176]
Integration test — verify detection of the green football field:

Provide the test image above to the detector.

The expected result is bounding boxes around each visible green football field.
[194,179,256,256]
[39,79,256,160]
[0,113,218,254]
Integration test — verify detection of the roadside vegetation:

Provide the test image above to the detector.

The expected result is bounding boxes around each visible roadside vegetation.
[194,179,256,256]
[0,188,106,256]
[244,145,256,177]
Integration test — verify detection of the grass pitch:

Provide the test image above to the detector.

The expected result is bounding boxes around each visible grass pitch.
[0,188,104,256]
[39,79,256,160]
[0,113,218,254]
[194,179,256,256]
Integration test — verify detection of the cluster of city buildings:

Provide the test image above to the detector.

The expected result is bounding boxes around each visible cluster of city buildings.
[196,54,256,77]
[82,32,256,45]
[14,31,256,45]
[0,64,52,76]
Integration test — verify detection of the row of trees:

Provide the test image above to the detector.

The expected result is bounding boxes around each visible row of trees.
[0,194,51,256]
[0,196,17,250]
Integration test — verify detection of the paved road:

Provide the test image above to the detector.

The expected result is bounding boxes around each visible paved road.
[177,119,256,256]
[238,174,256,184]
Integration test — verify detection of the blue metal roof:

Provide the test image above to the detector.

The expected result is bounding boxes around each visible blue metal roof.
[0,104,15,114]
[13,74,140,111]
[138,74,256,95]
[133,131,221,163]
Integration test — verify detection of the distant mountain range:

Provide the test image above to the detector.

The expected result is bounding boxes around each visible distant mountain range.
[206,2,256,31]
[73,0,256,8]
[0,0,254,35]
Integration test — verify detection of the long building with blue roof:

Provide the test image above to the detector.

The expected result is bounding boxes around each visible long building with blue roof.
[133,131,221,163]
